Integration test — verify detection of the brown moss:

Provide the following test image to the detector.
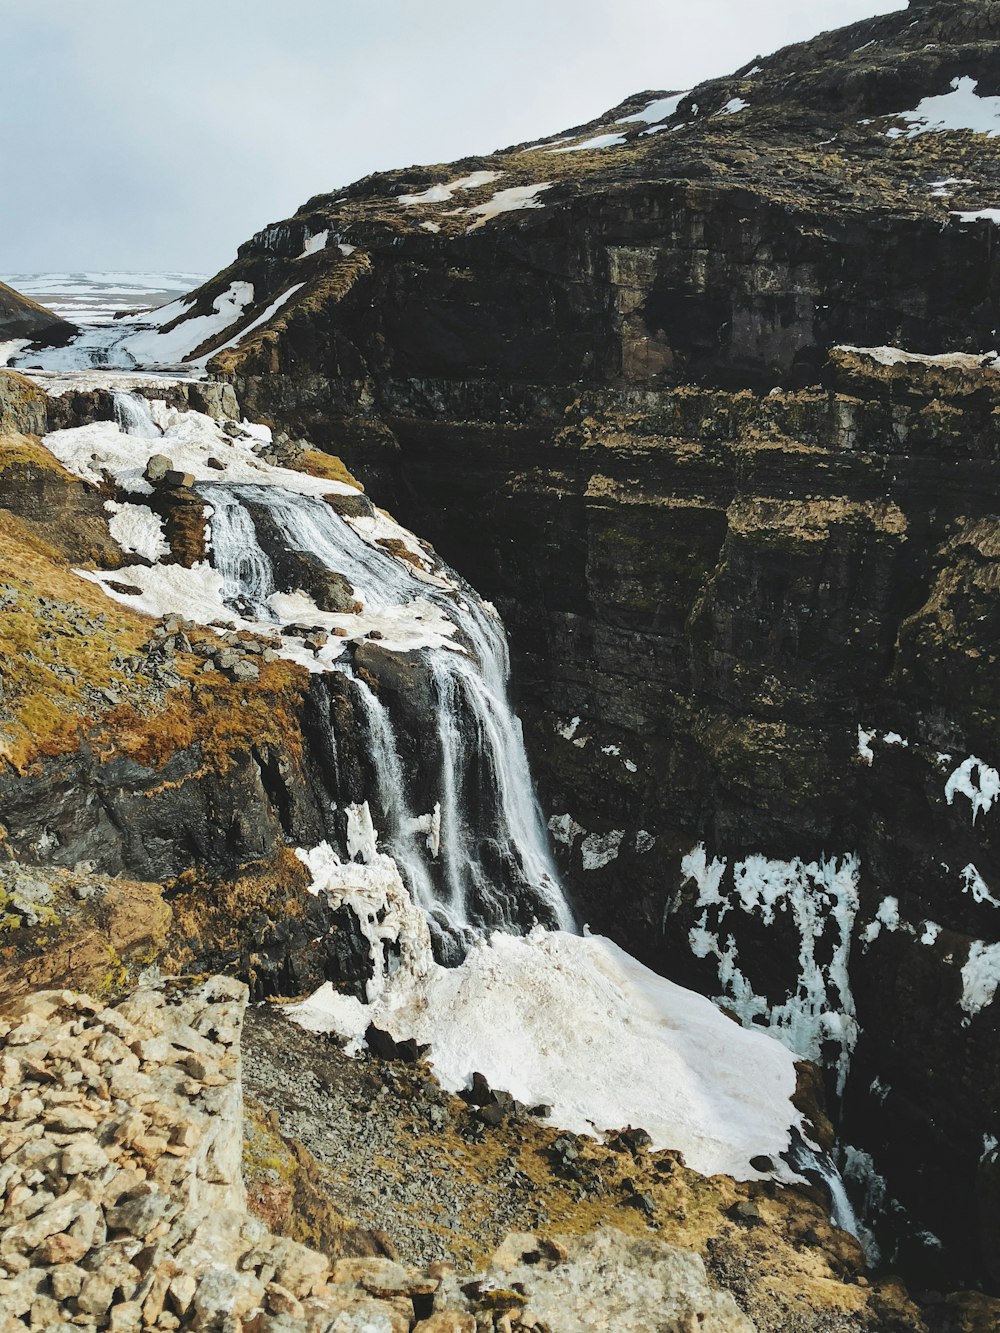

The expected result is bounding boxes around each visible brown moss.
[298,449,364,490]
[0,433,76,479]
[164,847,311,971]
[0,871,170,1000]
[0,512,151,770]
[89,654,308,776]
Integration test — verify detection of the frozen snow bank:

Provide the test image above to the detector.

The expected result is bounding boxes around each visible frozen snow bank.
[953,209,1000,225]
[962,940,1000,1016]
[104,500,170,562]
[289,846,805,1182]
[10,281,256,372]
[297,230,329,258]
[886,76,1000,139]
[209,283,305,355]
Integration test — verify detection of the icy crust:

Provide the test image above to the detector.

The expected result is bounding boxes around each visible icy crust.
[289,842,806,1184]
[42,404,464,669]
[682,846,860,1095]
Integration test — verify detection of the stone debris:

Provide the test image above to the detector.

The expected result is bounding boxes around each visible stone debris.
[0,977,757,1331]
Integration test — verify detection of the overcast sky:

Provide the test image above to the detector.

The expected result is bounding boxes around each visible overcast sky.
[3,0,903,277]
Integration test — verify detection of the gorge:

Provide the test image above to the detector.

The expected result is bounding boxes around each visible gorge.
[3,0,1000,1327]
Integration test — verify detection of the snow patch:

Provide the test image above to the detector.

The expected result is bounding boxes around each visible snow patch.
[208,284,305,355]
[858,727,874,765]
[103,501,169,562]
[397,172,501,207]
[953,209,1000,225]
[346,801,378,865]
[960,863,1000,908]
[920,920,942,946]
[885,76,1000,139]
[720,98,749,116]
[548,813,585,848]
[861,896,900,949]
[961,940,1000,1015]
[945,755,1000,824]
[288,847,807,1181]
[618,93,687,125]
[836,344,1000,371]
[466,184,552,230]
[548,133,627,153]
[297,230,329,259]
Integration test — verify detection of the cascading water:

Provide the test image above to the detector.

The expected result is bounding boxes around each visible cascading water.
[200,477,574,960]
[785,1130,867,1252]
[112,389,162,438]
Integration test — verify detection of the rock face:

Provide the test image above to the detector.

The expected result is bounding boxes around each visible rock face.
[0,279,75,345]
[142,0,1000,1288]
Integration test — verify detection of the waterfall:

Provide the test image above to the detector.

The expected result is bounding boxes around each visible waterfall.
[784,1131,866,1251]
[200,480,575,957]
[112,390,161,438]
[208,489,277,620]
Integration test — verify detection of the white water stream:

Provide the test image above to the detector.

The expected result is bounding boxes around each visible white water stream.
[201,478,573,958]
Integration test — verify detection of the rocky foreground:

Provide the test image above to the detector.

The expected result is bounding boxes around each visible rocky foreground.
[0,974,783,1333]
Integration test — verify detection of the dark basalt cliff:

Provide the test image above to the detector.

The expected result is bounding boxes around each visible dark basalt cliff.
[141,0,1000,1289]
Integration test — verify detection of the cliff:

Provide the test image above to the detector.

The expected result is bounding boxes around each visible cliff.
[117,0,1000,1291]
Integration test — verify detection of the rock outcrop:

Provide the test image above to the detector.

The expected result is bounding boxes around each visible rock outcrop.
[0,280,75,346]
[118,0,1000,1289]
